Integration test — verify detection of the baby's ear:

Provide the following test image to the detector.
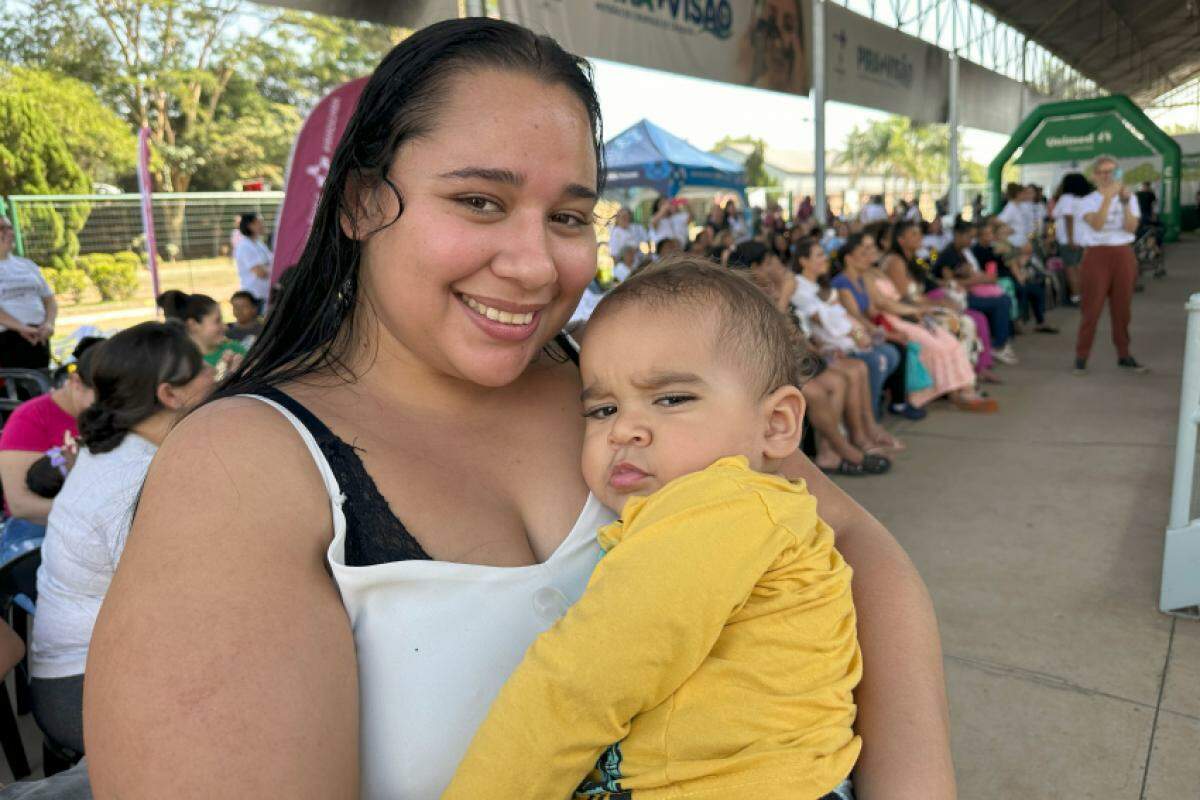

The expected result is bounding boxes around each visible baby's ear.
[761,384,805,461]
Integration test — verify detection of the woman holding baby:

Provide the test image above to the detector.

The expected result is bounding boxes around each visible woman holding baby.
[82,18,955,799]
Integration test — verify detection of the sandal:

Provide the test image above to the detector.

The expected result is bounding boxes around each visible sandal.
[819,460,868,477]
[953,396,999,413]
[861,453,892,474]
[1035,324,1059,334]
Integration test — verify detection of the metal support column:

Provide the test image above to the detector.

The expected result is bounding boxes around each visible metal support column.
[947,2,960,217]
[813,0,827,223]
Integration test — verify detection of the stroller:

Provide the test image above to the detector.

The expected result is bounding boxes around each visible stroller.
[1133,225,1166,279]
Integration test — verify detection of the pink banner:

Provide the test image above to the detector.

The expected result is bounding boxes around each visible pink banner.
[270,77,368,296]
[136,126,161,301]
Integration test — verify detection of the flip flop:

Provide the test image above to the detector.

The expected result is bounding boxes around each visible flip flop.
[819,460,867,477]
[1035,325,1059,334]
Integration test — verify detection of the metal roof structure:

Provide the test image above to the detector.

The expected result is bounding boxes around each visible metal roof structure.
[968,0,1200,103]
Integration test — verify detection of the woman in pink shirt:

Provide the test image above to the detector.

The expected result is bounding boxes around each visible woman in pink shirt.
[0,338,102,523]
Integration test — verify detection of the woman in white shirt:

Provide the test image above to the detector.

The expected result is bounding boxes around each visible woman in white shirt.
[84,20,955,800]
[1073,156,1147,374]
[233,213,273,308]
[29,322,213,753]
[1051,172,1092,306]
[605,207,646,264]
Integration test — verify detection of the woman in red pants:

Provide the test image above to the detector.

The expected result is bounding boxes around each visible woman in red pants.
[1074,156,1149,374]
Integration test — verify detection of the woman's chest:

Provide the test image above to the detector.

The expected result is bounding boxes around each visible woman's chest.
[335,397,588,566]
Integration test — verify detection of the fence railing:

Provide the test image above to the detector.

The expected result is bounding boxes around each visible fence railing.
[1163,292,1200,617]
[4,191,283,265]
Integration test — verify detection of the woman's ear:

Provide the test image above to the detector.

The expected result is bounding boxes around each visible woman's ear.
[156,382,185,412]
[340,171,399,242]
[761,384,806,461]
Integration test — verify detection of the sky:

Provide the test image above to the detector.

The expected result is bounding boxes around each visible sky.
[590,58,1012,166]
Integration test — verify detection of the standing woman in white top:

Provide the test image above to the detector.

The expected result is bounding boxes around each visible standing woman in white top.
[232,212,272,310]
[85,18,955,799]
[1073,156,1148,374]
[1051,172,1093,306]
[29,322,213,754]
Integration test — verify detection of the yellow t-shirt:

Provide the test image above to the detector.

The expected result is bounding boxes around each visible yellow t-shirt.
[443,457,862,800]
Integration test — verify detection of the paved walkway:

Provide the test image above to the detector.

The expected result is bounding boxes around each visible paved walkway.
[837,237,1200,798]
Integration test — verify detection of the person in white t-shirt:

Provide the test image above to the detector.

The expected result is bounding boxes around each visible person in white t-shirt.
[30,321,214,753]
[997,184,1035,249]
[606,207,647,265]
[859,196,888,225]
[0,216,57,369]
[233,213,272,308]
[649,196,691,247]
[1052,172,1092,306]
[1072,156,1146,375]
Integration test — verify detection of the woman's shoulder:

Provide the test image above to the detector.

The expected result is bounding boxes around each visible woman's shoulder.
[159,396,324,485]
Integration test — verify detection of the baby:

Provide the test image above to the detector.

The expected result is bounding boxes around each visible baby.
[444,258,861,800]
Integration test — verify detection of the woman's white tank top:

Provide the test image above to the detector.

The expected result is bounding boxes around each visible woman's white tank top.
[248,394,615,798]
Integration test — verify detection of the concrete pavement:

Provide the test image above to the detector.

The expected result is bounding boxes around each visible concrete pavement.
[837,237,1200,798]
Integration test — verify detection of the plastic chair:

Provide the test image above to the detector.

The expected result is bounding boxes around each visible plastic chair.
[0,370,52,423]
[0,547,40,781]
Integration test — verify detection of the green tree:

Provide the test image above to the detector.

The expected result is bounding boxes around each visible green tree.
[711,135,779,188]
[0,1,405,192]
[0,93,90,267]
[0,66,136,185]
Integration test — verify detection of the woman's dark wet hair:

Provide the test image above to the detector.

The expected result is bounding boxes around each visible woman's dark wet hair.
[209,18,605,403]
[78,322,206,454]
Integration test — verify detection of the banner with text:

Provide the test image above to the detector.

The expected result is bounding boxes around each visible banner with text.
[823,3,1053,134]
[500,0,811,97]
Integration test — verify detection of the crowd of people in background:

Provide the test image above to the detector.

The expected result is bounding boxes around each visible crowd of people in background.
[590,157,1157,476]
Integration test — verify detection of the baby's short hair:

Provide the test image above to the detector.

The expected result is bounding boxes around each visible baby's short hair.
[587,255,816,396]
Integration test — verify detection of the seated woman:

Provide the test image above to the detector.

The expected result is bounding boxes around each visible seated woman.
[157,290,247,377]
[938,218,1019,366]
[29,322,213,754]
[834,232,996,413]
[986,215,1055,333]
[0,338,102,527]
[792,236,904,451]
[882,221,1000,385]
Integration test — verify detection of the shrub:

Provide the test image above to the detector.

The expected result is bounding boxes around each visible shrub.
[80,254,139,301]
[113,250,142,268]
[45,267,89,304]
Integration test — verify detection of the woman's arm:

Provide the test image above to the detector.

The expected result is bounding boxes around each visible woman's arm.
[85,399,360,799]
[781,450,956,799]
[882,255,910,299]
[0,450,52,523]
[836,288,873,328]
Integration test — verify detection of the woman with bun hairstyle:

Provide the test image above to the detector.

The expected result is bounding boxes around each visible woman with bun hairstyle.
[157,289,246,374]
[28,322,213,754]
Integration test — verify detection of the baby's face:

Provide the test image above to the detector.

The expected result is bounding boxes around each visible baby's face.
[579,305,768,512]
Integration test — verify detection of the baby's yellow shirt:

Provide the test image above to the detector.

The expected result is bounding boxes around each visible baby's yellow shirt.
[443,457,862,799]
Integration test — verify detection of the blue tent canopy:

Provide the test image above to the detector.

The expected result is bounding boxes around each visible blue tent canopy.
[603,119,746,197]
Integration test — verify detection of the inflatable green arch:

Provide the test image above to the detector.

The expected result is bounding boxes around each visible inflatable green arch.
[988,95,1182,243]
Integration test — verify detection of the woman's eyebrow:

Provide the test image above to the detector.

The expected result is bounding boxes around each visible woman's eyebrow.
[438,166,597,201]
